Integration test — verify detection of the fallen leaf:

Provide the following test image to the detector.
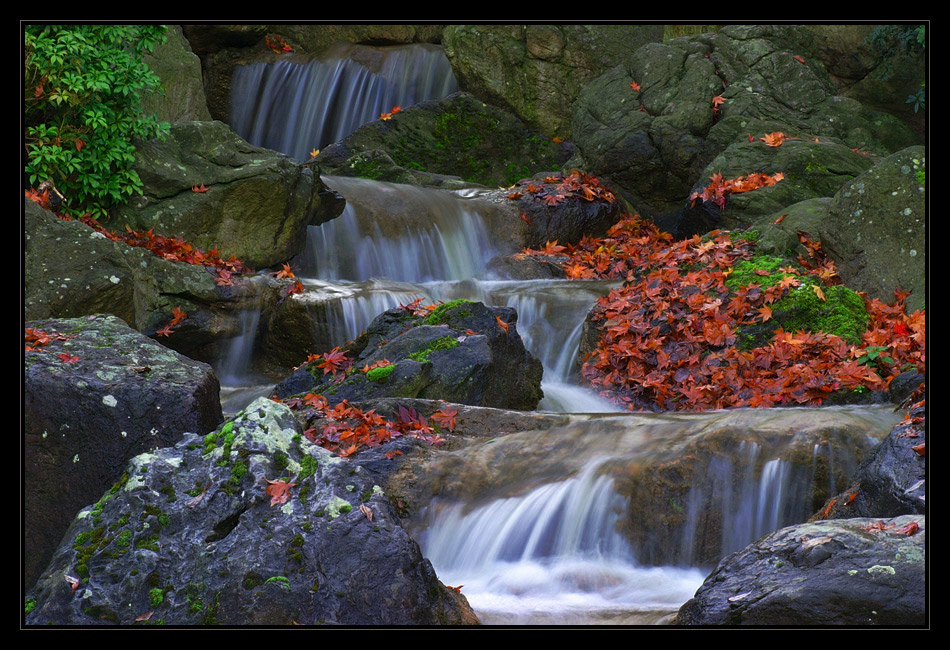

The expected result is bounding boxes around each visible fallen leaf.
[65,574,81,591]
[310,148,320,158]
[384,450,403,460]
[359,503,374,521]
[811,285,826,301]
[495,316,509,334]
[894,521,919,536]
[135,611,154,622]
[629,81,641,92]
[760,132,788,147]
[192,183,209,193]
[911,443,925,456]
[446,585,463,593]
[793,55,806,65]
[265,478,297,506]
[773,214,787,225]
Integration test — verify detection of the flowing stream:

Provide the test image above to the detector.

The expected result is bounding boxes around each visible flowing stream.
[219,45,901,625]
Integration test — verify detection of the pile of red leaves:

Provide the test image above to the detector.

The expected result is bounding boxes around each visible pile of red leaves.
[50,210,249,282]
[506,170,616,208]
[277,393,456,458]
[689,171,785,209]
[524,214,925,412]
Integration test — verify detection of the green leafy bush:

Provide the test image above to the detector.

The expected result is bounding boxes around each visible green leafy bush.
[24,24,170,218]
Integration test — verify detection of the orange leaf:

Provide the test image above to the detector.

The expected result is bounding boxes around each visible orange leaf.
[793,55,806,65]
[265,478,297,506]
[192,183,209,193]
[911,443,925,456]
[811,285,826,301]
[276,263,295,280]
[760,132,787,147]
[773,214,787,225]
[495,316,510,334]
[74,137,86,152]
[629,81,641,92]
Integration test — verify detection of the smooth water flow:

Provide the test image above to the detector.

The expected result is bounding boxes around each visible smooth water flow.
[231,43,458,160]
[419,460,707,625]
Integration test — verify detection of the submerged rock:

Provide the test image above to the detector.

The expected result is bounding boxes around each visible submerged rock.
[673,515,925,625]
[24,314,222,590]
[25,398,477,626]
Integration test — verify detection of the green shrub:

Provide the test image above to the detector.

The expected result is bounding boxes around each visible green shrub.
[24,25,170,218]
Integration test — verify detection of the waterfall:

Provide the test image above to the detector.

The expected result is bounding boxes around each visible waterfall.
[419,459,707,625]
[230,43,458,160]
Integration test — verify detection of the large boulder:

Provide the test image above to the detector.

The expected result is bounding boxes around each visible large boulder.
[673,515,926,625]
[24,398,477,625]
[111,120,342,270]
[24,314,222,590]
[274,300,545,411]
[140,25,212,123]
[820,146,926,313]
[442,24,663,140]
[682,137,877,235]
[314,92,571,189]
[567,25,918,231]
[24,199,284,369]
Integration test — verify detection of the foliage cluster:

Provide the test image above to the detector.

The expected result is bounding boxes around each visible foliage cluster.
[865,24,926,113]
[523,213,925,411]
[24,24,170,218]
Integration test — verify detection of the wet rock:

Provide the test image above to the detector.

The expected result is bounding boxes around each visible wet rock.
[812,400,925,520]
[24,314,222,590]
[314,92,570,188]
[273,300,544,411]
[673,515,925,625]
[25,398,477,626]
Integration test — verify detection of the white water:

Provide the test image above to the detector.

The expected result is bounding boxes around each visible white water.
[419,460,706,624]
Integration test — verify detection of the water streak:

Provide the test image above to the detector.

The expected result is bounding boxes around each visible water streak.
[230,44,458,160]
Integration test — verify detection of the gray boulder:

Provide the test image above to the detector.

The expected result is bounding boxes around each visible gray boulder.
[112,120,342,270]
[140,25,212,123]
[812,400,925,521]
[673,515,926,625]
[24,398,477,626]
[24,314,222,590]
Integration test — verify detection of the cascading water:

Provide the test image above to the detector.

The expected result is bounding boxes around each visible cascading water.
[419,459,707,625]
[230,43,458,160]
[220,47,903,626]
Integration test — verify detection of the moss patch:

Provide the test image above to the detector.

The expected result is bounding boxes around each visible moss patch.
[407,336,460,362]
[423,299,473,326]
[366,364,396,382]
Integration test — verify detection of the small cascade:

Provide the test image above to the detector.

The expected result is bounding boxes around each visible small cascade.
[230,43,458,160]
[299,176,499,283]
[215,308,262,385]
[419,460,706,624]
[675,441,817,566]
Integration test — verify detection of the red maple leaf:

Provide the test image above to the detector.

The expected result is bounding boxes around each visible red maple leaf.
[192,183,209,193]
[431,404,459,432]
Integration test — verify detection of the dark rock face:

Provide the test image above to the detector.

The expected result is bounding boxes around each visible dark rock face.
[673,515,925,625]
[24,315,222,590]
[24,398,478,626]
[112,120,342,270]
[813,400,925,521]
[274,301,544,411]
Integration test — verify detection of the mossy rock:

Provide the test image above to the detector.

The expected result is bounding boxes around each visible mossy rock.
[726,255,869,350]
[315,92,571,188]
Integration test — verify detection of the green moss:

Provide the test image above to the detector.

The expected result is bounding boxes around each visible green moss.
[366,363,396,382]
[243,571,264,590]
[115,529,133,548]
[724,255,791,291]
[407,336,460,362]
[916,169,925,186]
[159,484,177,502]
[25,598,37,615]
[149,588,164,608]
[424,299,473,326]
[229,460,248,486]
[264,575,291,590]
[298,454,318,481]
[135,533,161,552]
